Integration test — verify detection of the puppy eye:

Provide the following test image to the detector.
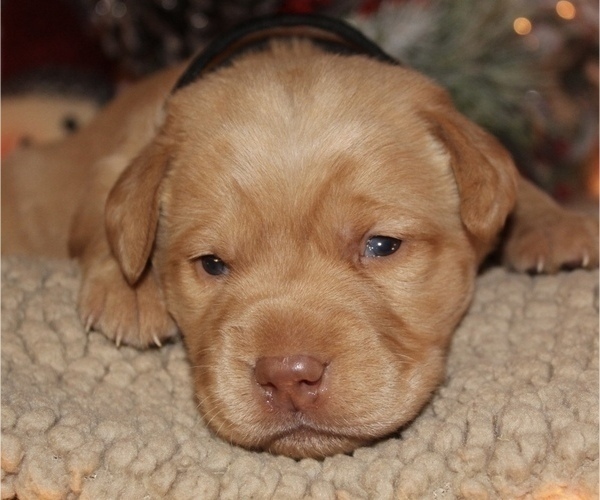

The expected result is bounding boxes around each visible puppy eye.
[198,254,229,276]
[364,236,402,258]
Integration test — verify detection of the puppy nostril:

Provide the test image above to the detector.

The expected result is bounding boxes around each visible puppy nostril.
[254,355,326,411]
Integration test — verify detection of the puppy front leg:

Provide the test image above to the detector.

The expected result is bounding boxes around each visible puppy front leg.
[70,159,177,348]
[502,177,599,273]
[78,248,177,348]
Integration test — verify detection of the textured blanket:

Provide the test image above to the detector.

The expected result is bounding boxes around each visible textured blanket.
[1,257,598,499]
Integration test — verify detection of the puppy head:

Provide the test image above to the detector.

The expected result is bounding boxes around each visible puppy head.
[106,42,517,458]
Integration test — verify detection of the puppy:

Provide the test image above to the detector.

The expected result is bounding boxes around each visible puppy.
[2,16,598,459]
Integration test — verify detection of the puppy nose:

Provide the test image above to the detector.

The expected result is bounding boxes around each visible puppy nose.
[254,355,326,411]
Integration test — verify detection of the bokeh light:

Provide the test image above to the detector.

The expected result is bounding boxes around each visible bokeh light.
[513,17,532,35]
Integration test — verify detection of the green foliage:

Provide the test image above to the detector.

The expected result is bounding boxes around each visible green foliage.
[351,0,545,152]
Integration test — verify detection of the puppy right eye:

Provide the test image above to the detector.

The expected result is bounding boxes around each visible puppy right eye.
[364,236,402,258]
[197,255,229,276]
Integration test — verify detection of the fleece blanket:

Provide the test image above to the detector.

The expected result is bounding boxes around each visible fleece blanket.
[1,256,598,499]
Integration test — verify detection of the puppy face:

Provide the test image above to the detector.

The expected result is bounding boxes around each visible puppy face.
[107,42,517,458]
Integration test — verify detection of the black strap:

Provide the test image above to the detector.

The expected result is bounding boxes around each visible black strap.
[173,14,399,92]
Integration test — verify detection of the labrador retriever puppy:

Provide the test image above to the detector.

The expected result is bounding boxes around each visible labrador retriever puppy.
[2,16,598,459]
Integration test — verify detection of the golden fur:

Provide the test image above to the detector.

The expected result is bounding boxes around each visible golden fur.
[2,41,597,458]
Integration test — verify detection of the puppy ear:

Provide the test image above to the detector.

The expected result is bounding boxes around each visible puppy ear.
[105,138,170,284]
[429,110,518,253]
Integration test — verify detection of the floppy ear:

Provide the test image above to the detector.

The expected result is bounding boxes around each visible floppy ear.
[105,137,171,285]
[428,110,518,254]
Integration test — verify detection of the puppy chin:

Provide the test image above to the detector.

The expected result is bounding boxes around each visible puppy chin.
[207,392,391,459]
[261,428,370,460]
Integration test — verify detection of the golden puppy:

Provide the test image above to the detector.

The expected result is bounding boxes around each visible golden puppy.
[2,16,598,459]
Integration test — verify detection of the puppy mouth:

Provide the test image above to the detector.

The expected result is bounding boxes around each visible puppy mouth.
[245,406,393,459]
[260,421,372,459]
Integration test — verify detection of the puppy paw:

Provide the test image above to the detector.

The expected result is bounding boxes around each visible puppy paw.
[503,209,599,274]
[78,256,178,348]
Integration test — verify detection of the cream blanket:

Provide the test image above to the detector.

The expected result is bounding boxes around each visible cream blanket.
[1,257,598,499]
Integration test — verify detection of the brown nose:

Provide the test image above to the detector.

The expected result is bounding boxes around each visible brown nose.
[254,355,326,412]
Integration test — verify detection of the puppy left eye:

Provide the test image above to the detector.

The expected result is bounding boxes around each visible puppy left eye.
[197,254,229,276]
[364,236,402,258]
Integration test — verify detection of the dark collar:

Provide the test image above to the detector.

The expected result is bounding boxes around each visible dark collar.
[173,14,399,92]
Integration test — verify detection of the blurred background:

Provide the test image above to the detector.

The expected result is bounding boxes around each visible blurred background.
[2,0,598,206]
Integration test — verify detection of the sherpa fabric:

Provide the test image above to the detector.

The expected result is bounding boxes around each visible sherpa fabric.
[1,257,598,499]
